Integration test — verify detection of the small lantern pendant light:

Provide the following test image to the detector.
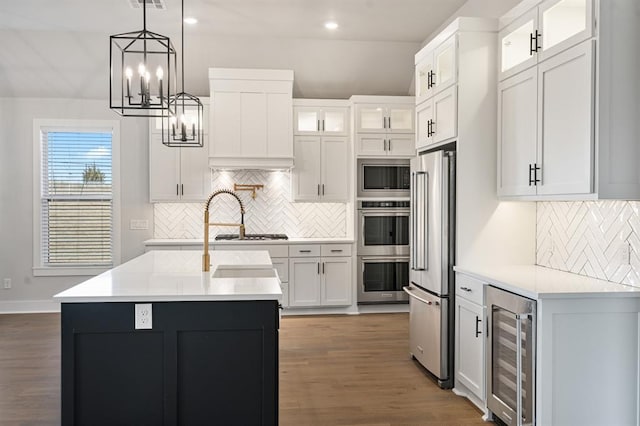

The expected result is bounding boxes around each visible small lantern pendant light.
[109,1,177,117]
[162,0,204,147]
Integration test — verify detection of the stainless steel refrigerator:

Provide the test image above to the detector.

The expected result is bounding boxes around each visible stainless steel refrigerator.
[405,148,456,389]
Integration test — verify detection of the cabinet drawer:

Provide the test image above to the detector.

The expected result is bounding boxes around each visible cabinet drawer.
[213,244,289,258]
[456,273,485,305]
[271,258,289,283]
[289,245,320,257]
[320,244,352,257]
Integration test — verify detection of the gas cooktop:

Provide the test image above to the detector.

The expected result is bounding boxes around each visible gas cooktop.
[215,233,288,241]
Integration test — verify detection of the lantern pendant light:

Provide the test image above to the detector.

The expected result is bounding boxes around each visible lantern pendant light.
[109,0,177,117]
[162,0,204,147]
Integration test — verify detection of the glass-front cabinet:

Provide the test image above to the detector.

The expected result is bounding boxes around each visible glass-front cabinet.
[415,35,457,105]
[499,0,593,80]
[355,104,414,134]
[294,106,348,136]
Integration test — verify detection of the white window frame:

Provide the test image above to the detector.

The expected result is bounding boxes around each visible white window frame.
[32,119,121,276]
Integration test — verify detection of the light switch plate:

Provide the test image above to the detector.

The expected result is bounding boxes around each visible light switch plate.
[134,303,153,329]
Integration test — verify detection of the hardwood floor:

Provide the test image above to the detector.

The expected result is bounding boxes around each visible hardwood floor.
[0,312,486,425]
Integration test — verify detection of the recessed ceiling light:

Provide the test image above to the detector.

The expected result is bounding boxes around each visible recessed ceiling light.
[184,17,198,25]
[324,21,338,30]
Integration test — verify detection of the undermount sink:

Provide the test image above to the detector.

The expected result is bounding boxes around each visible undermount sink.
[211,268,277,279]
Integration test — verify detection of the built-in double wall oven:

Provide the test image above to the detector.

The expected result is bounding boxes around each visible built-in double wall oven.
[357,158,411,303]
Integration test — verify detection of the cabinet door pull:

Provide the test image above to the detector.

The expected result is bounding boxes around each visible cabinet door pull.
[176,184,179,196]
[317,262,320,274]
[181,184,184,196]
[429,70,435,88]
[534,30,541,52]
[317,119,320,132]
[299,250,312,253]
[528,164,534,186]
[388,139,392,151]
[460,286,472,292]
[322,184,325,195]
[534,163,541,185]
[330,249,343,253]
[317,184,320,195]
[388,116,392,129]
[475,316,482,338]
[529,32,535,55]
[322,120,325,132]
[322,262,325,274]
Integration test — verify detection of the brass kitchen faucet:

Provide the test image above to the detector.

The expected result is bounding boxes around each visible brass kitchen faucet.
[202,189,245,272]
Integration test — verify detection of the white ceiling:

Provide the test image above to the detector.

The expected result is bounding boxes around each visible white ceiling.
[0,0,517,99]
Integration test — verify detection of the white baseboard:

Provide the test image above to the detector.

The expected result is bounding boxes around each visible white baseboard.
[0,300,61,314]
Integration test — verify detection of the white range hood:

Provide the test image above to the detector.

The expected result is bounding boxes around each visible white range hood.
[209,68,294,170]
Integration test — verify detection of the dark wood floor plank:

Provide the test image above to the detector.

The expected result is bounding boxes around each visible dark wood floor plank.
[0,312,486,425]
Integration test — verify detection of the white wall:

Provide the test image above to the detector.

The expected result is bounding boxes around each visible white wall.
[0,98,153,311]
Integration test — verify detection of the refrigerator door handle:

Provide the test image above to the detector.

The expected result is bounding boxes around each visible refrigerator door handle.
[414,171,428,271]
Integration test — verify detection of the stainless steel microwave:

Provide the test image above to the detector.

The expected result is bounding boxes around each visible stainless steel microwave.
[357,159,410,198]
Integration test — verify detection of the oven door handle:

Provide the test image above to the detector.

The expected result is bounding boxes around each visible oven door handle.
[360,257,408,262]
[403,286,439,306]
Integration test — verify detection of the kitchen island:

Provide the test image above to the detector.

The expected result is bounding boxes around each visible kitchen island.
[54,250,281,426]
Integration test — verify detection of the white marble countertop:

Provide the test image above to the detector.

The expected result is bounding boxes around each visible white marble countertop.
[144,237,355,245]
[54,250,282,303]
[454,265,640,299]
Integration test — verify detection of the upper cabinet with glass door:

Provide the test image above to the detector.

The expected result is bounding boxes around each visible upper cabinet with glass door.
[293,103,349,136]
[355,103,414,134]
[499,0,593,80]
[415,35,457,105]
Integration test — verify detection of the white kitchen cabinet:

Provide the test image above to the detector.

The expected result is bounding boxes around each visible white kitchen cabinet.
[415,86,457,151]
[454,273,486,411]
[351,96,415,157]
[208,68,294,169]
[354,102,414,134]
[321,257,352,306]
[292,136,349,202]
[289,257,321,307]
[499,0,593,80]
[289,244,353,308]
[149,133,210,202]
[293,104,349,136]
[355,134,414,157]
[498,40,595,198]
[415,35,458,106]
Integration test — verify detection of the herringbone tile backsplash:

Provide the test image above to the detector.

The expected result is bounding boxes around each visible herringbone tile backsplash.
[537,201,640,286]
[154,170,347,239]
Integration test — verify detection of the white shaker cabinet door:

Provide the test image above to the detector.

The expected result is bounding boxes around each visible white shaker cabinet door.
[455,297,485,402]
[537,41,594,196]
[497,67,538,197]
[432,85,457,144]
[321,137,349,201]
[292,136,321,201]
[386,135,415,157]
[149,135,181,202]
[416,101,434,151]
[321,257,352,306]
[180,141,210,201]
[289,258,322,307]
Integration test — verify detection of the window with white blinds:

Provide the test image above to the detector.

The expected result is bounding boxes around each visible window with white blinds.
[39,129,113,267]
